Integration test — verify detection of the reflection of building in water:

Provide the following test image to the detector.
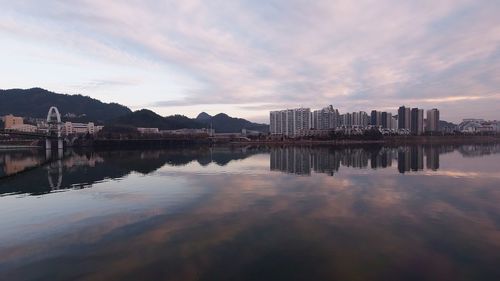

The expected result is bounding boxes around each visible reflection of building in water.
[410,146,424,171]
[458,144,500,157]
[63,154,105,168]
[0,147,267,196]
[1,154,43,176]
[398,148,411,174]
[271,145,452,176]
[398,145,439,173]
[140,151,161,159]
[341,148,369,169]
[398,146,424,173]
[271,147,384,176]
[425,145,440,170]
[311,148,341,176]
[370,148,393,169]
[270,147,311,175]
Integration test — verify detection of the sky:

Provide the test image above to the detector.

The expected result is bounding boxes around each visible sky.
[1,0,499,123]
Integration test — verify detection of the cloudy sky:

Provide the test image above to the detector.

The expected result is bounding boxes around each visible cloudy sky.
[1,0,499,123]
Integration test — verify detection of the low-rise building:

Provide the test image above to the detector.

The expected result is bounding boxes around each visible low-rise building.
[137,127,160,134]
[458,119,483,133]
[241,128,261,137]
[458,119,500,133]
[161,128,214,136]
[1,114,25,129]
[63,122,103,135]
[9,124,37,133]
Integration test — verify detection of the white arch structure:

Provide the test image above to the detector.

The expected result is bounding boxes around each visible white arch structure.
[45,106,64,150]
[46,106,62,138]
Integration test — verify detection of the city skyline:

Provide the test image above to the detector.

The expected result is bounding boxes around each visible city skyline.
[1,1,499,123]
[269,105,442,137]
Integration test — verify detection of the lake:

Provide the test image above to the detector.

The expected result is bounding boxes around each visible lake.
[1,144,500,281]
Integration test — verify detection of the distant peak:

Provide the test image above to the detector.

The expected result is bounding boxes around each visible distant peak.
[214,113,230,118]
[25,87,50,93]
[196,112,212,120]
[134,109,159,115]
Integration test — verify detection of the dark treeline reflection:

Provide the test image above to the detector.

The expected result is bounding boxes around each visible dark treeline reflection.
[1,144,500,196]
[0,146,267,196]
[270,144,500,176]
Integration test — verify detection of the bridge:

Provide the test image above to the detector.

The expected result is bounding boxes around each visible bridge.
[1,106,64,150]
[0,130,59,139]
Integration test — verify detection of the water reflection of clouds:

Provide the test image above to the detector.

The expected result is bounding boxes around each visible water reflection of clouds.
[6,170,496,280]
[1,145,500,280]
[417,170,500,179]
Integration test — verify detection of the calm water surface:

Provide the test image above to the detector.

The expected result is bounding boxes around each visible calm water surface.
[0,144,500,281]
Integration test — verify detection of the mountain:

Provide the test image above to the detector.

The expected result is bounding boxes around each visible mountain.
[110,110,268,133]
[109,109,205,130]
[197,113,269,133]
[164,115,205,129]
[110,109,168,129]
[196,112,212,121]
[0,87,268,133]
[0,88,131,123]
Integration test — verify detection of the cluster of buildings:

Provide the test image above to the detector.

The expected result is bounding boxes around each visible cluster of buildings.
[396,106,440,135]
[270,106,441,137]
[1,114,103,136]
[0,115,37,133]
[458,119,500,133]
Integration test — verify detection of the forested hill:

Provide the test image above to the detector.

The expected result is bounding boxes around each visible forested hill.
[109,110,269,133]
[196,113,269,133]
[109,109,205,130]
[0,88,131,122]
[0,88,269,133]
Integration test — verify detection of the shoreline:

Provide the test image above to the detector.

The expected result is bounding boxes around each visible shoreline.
[230,135,500,146]
[0,145,42,150]
[2,135,499,150]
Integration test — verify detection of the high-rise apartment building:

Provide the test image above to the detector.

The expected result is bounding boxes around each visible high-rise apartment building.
[270,108,311,137]
[370,110,377,126]
[398,106,412,129]
[405,108,411,129]
[361,111,369,127]
[294,107,311,134]
[397,106,405,129]
[370,110,383,126]
[381,112,387,128]
[312,105,339,130]
[339,111,368,128]
[352,111,360,126]
[371,111,393,128]
[410,108,418,134]
[411,108,424,135]
[426,109,440,132]
[341,112,352,127]
[391,116,398,130]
